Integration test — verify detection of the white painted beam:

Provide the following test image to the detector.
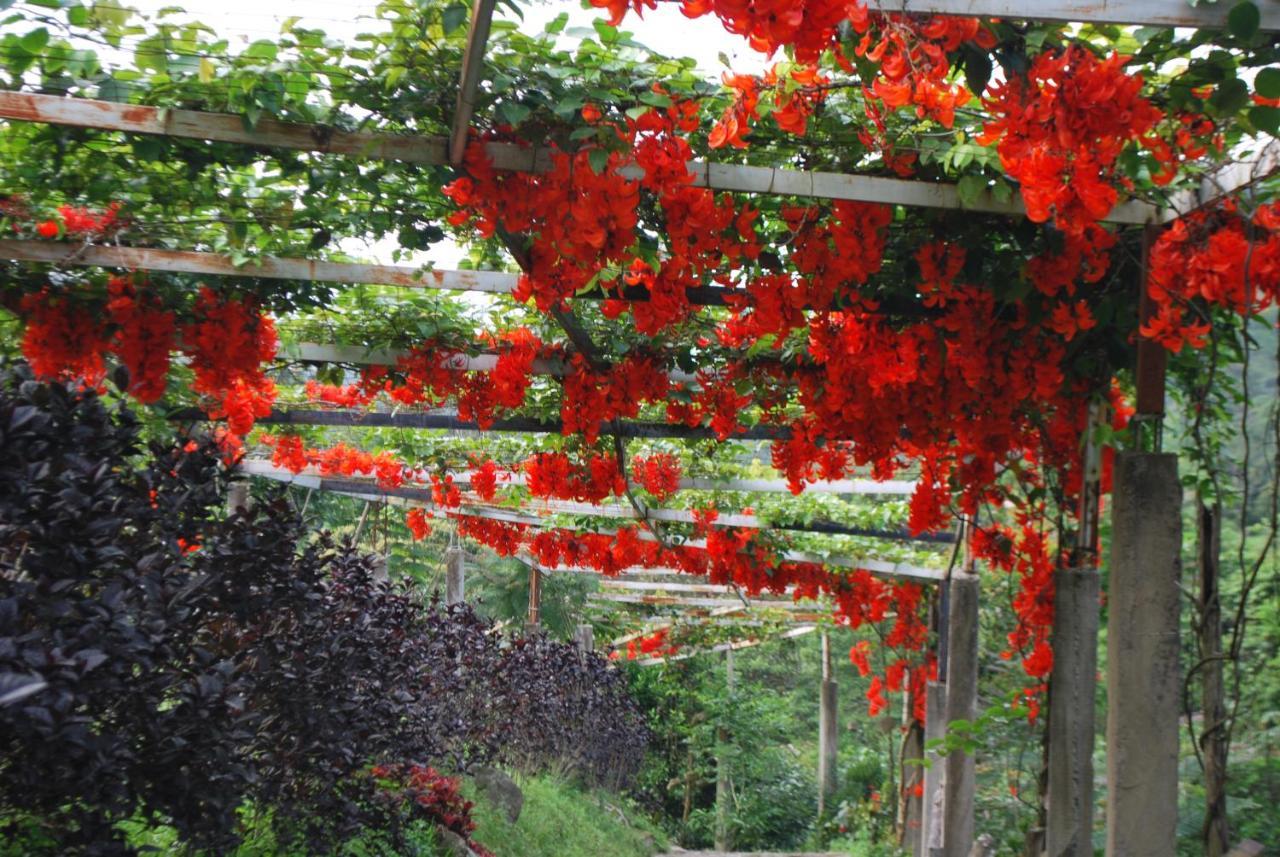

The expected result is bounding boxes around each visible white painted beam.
[0,239,520,294]
[0,92,1166,221]
[241,463,945,582]
[868,0,1280,30]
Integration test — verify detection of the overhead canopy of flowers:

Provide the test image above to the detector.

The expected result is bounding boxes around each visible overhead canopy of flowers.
[0,0,1277,721]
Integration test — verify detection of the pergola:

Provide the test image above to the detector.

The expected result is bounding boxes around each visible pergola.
[1,1,1278,855]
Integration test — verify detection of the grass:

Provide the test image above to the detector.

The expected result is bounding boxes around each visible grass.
[465,774,667,857]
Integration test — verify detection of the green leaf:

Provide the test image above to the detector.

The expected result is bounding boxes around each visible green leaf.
[66,4,88,26]
[498,101,530,126]
[638,90,671,108]
[1249,105,1280,136]
[956,174,987,208]
[19,27,49,54]
[544,12,568,35]
[964,48,992,96]
[1210,78,1250,115]
[587,147,610,175]
[592,19,618,44]
[1256,67,1280,100]
[96,76,133,102]
[1228,1,1260,40]
[442,3,467,35]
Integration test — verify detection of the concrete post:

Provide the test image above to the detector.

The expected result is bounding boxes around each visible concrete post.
[574,623,594,655]
[921,680,947,857]
[942,574,979,857]
[445,546,465,605]
[818,631,839,818]
[1105,452,1181,857]
[1045,566,1100,857]
[901,691,924,855]
[226,481,251,515]
[369,553,389,582]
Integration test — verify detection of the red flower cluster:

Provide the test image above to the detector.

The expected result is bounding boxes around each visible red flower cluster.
[562,353,671,443]
[27,202,122,239]
[105,275,175,403]
[405,508,433,540]
[855,13,991,129]
[620,627,681,660]
[710,63,830,148]
[523,451,626,503]
[261,435,412,489]
[1143,201,1280,352]
[304,329,546,429]
[632,452,682,501]
[18,290,111,389]
[181,287,278,438]
[370,763,491,855]
[979,47,1163,232]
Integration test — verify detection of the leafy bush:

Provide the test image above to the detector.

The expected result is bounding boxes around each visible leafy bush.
[0,367,646,854]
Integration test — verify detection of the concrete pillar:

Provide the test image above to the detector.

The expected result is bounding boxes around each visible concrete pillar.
[445,546,465,605]
[1105,452,1181,857]
[715,648,736,851]
[942,574,979,857]
[574,623,594,655]
[226,481,251,515]
[921,680,946,857]
[818,631,839,817]
[1046,567,1100,856]
[901,693,924,855]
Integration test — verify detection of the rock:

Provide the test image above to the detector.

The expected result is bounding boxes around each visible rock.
[473,765,524,823]
[438,829,479,857]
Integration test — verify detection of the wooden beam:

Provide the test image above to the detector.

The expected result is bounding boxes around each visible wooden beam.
[630,625,817,666]
[450,0,498,166]
[282,340,698,385]
[0,92,1162,222]
[0,238,740,308]
[242,465,946,582]
[590,591,813,609]
[868,0,1280,30]
[1162,138,1280,221]
[247,451,917,497]
[180,405,792,441]
[0,239,519,294]
[282,342,570,376]
[237,460,943,542]
[597,578,816,596]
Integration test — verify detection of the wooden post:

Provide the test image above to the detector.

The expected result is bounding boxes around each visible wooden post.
[526,562,542,630]
[818,631,839,818]
[942,571,978,857]
[715,648,736,851]
[1198,499,1229,857]
[1046,400,1104,856]
[445,545,465,606]
[921,680,946,857]
[1105,452,1181,857]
